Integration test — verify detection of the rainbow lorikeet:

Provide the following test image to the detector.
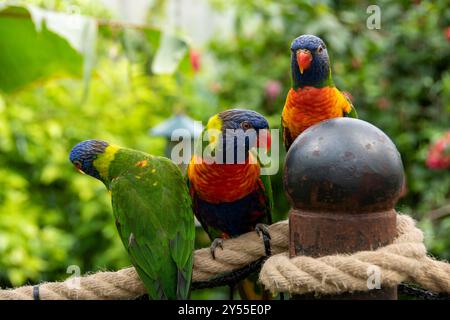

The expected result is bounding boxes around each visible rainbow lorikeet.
[187,109,273,299]
[69,140,195,300]
[282,34,358,151]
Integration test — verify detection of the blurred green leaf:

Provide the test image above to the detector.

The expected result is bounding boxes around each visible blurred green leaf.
[0,0,449,298]
[0,5,96,93]
[151,32,189,74]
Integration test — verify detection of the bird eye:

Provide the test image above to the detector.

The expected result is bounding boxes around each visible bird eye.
[241,121,252,130]
[317,46,323,53]
[73,160,82,169]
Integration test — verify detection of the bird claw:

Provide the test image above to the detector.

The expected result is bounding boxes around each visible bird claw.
[255,223,271,256]
[210,238,224,260]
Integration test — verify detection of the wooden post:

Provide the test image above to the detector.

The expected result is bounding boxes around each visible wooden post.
[284,118,405,300]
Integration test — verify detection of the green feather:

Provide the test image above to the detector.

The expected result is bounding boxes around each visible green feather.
[345,106,358,118]
[258,174,273,224]
[252,149,273,224]
[343,95,358,119]
[107,149,194,300]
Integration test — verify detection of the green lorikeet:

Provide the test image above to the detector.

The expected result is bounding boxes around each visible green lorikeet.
[69,140,195,300]
[282,34,358,151]
[187,109,273,299]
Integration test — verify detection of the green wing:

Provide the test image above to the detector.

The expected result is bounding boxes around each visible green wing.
[258,174,273,225]
[343,93,358,118]
[344,105,358,118]
[110,153,194,300]
[256,151,273,224]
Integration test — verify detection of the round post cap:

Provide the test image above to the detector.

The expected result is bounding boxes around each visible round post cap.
[284,118,405,213]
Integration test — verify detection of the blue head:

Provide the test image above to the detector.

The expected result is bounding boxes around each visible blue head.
[69,140,109,180]
[218,109,269,132]
[206,109,270,163]
[290,35,332,89]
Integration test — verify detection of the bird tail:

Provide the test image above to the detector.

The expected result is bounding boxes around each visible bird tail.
[176,254,193,300]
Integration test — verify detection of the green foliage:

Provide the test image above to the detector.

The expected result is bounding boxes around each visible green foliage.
[0,0,449,296]
[0,26,210,286]
[0,5,87,92]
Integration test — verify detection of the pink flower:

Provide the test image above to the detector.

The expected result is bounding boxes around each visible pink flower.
[446,27,450,41]
[265,80,282,100]
[426,131,450,170]
[189,49,201,73]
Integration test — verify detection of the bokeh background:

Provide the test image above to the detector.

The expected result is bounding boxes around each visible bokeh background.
[0,0,449,299]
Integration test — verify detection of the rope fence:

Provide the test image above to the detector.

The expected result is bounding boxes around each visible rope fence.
[1,215,449,300]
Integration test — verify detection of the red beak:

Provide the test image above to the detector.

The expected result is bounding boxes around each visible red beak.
[297,49,312,74]
[257,129,271,151]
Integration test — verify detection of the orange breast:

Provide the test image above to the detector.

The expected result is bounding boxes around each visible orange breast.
[187,155,260,203]
[282,86,351,139]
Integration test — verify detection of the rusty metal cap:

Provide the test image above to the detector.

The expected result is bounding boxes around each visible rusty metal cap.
[284,118,405,213]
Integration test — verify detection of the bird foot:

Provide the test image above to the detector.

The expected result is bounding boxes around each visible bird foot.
[255,223,271,256]
[210,238,224,260]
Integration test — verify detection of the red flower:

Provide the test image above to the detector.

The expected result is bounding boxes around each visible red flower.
[189,49,201,73]
[446,27,450,41]
[426,131,450,170]
[265,80,282,101]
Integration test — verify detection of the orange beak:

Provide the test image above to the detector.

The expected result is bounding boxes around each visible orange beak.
[296,49,312,74]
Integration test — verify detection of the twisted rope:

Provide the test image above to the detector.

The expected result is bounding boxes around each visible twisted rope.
[192,221,288,281]
[0,267,144,300]
[1,215,449,299]
[259,215,450,295]
[0,221,288,300]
